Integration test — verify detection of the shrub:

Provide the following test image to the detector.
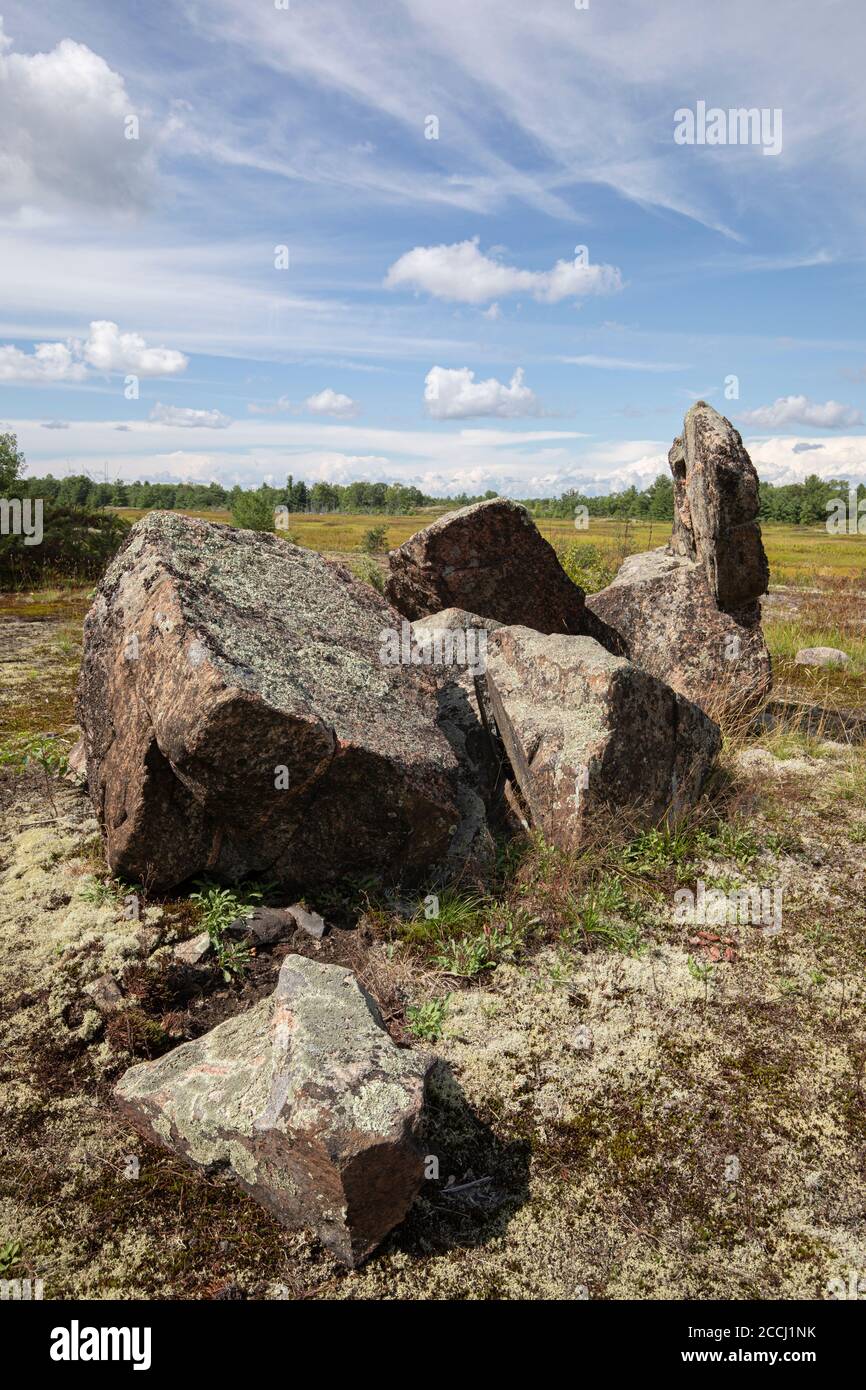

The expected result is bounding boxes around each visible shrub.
[555,541,616,594]
[230,491,277,532]
[0,505,128,588]
[348,554,385,592]
[360,524,388,554]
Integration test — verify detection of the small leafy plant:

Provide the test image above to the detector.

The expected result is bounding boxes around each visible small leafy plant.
[406,996,450,1041]
[189,881,264,982]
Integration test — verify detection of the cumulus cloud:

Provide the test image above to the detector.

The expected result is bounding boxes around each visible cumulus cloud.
[149,403,232,429]
[740,395,864,430]
[82,321,187,377]
[386,238,623,306]
[0,19,157,215]
[425,365,543,419]
[0,341,87,383]
[0,321,187,384]
[304,388,359,417]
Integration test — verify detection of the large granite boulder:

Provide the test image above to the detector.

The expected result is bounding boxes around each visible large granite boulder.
[587,404,771,723]
[385,498,606,638]
[77,512,459,891]
[669,401,769,616]
[587,550,772,724]
[115,955,432,1266]
[484,626,720,849]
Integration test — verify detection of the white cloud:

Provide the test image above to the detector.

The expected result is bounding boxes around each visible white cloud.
[425,365,543,419]
[82,321,188,377]
[0,321,188,385]
[304,388,359,417]
[739,395,864,430]
[149,403,232,429]
[386,238,623,306]
[248,395,291,415]
[0,340,87,383]
[0,19,157,216]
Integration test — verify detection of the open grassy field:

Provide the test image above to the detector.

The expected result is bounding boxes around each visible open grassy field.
[111,508,866,587]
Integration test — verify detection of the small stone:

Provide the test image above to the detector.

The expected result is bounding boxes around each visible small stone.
[795,646,849,668]
[84,973,123,1013]
[173,931,211,966]
[227,907,296,945]
[66,736,88,784]
[287,903,327,940]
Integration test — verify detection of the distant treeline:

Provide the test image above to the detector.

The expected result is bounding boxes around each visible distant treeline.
[11,466,865,527]
[525,474,866,526]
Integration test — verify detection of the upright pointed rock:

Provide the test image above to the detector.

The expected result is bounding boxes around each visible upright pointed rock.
[588,405,772,724]
[669,401,769,614]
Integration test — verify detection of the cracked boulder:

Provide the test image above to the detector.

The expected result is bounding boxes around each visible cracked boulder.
[484,626,720,850]
[115,954,432,1266]
[385,498,613,641]
[77,512,459,892]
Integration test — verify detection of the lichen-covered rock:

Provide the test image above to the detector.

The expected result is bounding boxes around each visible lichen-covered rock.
[385,499,602,637]
[669,401,769,614]
[795,646,849,668]
[115,954,432,1266]
[587,549,772,723]
[409,609,509,869]
[484,626,720,849]
[77,512,459,892]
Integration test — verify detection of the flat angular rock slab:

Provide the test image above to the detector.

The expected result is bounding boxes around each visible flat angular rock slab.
[115,955,432,1266]
[587,549,772,724]
[77,512,458,891]
[484,626,720,849]
[669,401,769,614]
[385,499,595,636]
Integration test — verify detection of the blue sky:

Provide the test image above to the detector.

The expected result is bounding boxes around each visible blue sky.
[1,0,865,496]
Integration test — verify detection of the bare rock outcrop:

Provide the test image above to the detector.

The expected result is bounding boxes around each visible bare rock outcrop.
[588,404,772,722]
[484,626,721,849]
[115,954,432,1266]
[77,512,459,892]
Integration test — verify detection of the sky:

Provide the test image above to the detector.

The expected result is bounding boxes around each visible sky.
[1,0,865,498]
